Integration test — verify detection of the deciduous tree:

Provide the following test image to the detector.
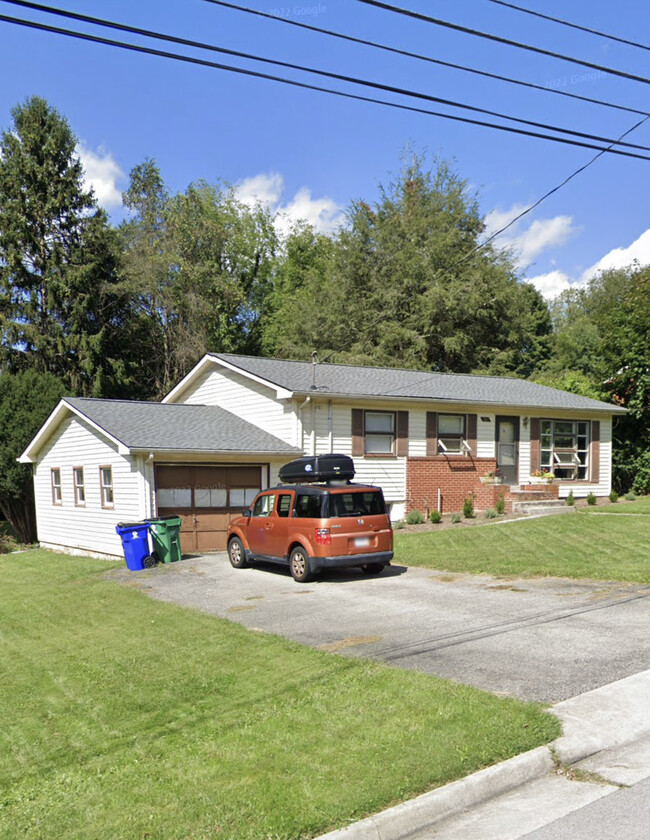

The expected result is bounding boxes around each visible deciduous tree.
[264,156,551,375]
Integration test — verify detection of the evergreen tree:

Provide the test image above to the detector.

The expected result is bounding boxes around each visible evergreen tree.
[0,96,131,396]
[0,370,66,543]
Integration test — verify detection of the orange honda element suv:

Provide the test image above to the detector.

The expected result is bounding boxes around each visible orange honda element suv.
[227,455,393,582]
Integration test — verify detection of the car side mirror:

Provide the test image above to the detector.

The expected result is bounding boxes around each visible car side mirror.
[242,509,252,518]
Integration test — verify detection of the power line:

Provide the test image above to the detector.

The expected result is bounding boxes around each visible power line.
[2,2,650,158]
[201,0,648,119]
[355,0,650,87]
[319,110,650,365]
[482,0,650,53]
[4,1,649,154]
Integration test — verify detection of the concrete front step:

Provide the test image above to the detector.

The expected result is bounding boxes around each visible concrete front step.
[508,490,559,503]
[513,501,574,515]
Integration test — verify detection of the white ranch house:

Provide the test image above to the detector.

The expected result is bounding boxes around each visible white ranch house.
[20,353,626,558]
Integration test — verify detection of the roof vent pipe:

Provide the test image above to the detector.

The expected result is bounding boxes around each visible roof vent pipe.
[311,350,319,390]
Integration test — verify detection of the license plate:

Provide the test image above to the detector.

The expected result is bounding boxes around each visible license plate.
[354,537,370,547]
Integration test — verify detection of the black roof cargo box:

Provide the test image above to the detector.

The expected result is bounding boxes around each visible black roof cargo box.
[279,454,355,484]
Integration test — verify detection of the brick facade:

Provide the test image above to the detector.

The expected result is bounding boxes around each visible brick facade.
[406,456,503,515]
[405,457,566,516]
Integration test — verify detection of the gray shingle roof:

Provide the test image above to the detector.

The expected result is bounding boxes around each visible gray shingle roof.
[212,353,625,414]
[65,398,301,454]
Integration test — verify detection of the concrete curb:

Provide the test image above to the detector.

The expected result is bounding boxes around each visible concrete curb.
[316,747,554,840]
[316,669,650,840]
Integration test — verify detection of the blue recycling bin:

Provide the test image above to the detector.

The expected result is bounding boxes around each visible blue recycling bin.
[116,522,151,571]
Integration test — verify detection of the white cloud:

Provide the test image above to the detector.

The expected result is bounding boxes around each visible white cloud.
[485,204,577,270]
[525,270,575,299]
[483,203,529,238]
[511,216,576,267]
[76,143,124,208]
[276,188,344,237]
[235,172,284,208]
[581,227,650,282]
[235,171,344,236]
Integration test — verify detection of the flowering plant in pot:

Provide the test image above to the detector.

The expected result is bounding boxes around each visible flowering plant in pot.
[480,468,504,484]
[531,469,555,484]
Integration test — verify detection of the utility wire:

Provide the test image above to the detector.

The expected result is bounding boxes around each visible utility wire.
[2,14,649,161]
[482,0,650,53]
[201,0,648,119]
[4,1,649,153]
[355,0,650,87]
[319,109,650,366]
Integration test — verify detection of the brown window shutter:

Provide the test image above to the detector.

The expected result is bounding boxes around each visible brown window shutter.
[530,418,540,474]
[590,421,600,484]
[396,411,409,457]
[466,414,477,456]
[426,412,438,456]
[351,409,364,457]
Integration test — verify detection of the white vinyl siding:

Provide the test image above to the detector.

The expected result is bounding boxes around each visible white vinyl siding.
[34,415,146,557]
[170,366,296,445]
[477,415,496,458]
[312,403,405,503]
[519,419,531,482]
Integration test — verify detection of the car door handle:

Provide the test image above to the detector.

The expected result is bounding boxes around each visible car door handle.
[265,523,273,530]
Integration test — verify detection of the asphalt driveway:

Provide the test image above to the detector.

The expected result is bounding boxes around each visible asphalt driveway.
[112,555,650,703]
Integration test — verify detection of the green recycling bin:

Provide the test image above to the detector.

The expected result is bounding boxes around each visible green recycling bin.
[147,516,182,564]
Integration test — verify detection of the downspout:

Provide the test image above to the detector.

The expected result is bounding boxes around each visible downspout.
[298,396,311,454]
[328,400,333,453]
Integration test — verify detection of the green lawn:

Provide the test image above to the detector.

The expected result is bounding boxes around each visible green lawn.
[395,507,650,583]
[0,551,559,840]
[586,496,650,515]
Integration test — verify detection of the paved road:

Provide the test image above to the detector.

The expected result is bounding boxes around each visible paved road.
[416,732,650,840]
[111,555,650,702]
[521,776,650,840]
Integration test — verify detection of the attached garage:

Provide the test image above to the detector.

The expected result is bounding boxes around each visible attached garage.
[20,397,301,559]
[155,464,266,552]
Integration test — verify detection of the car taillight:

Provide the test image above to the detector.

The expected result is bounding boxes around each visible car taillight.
[315,528,331,545]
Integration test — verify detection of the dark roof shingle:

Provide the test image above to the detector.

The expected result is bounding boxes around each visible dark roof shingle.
[65,398,300,453]
[212,353,624,414]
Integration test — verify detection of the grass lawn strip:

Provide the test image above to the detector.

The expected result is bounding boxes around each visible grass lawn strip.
[395,509,650,583]
[585,497,650,515]
[0,551,559,840]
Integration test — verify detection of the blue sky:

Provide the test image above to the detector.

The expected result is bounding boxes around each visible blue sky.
[1,0,648,298]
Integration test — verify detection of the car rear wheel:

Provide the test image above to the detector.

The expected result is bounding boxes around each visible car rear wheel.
[361,563,385,576]
[289,547,313,583]
[228,537,248,569]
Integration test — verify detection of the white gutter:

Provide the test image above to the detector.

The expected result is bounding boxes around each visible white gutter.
[290,392,627,414]
[298,396,311,453]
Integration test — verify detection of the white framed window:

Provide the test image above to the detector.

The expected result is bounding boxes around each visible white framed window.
[73,467,85,506]
[540,420,590,480]
[438,414,466,454]
[51,468,62,505]
[100,466,114,508]
[364,411,395,454]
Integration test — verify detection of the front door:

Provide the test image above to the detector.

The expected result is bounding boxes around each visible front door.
[496,417,519,485]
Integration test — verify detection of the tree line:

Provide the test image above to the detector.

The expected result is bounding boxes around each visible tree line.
[0,97,647,541]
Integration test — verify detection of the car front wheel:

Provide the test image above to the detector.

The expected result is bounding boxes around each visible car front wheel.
[289,547,313,583]
[228,537,248,569]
